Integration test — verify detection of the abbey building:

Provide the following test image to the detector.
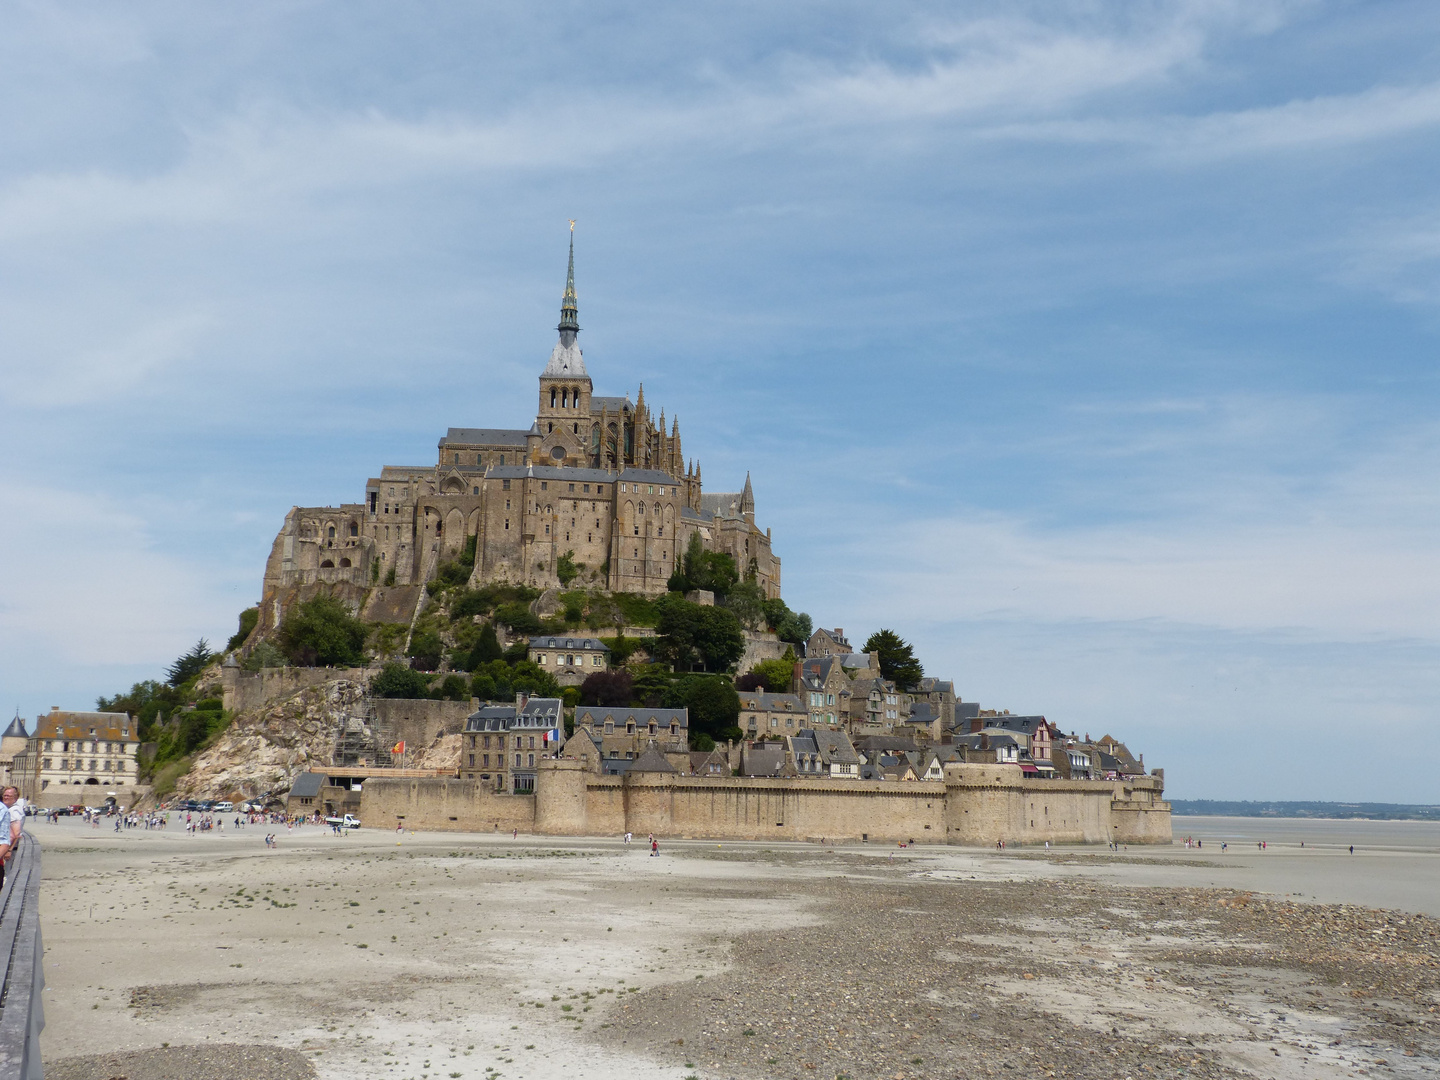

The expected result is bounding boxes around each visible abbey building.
[260,235,781,627]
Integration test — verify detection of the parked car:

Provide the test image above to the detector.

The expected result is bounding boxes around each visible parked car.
[214,801,234,812]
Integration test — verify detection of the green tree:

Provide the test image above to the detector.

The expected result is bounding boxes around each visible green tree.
[750,655,796,694]
[862,629,924,690]
[226,608,259,652]
[761,598,812,645]
[241,641,287,670]
[460,622,504,671]
[277,595,368,667]
[493,601,544,636]
[653,595,744,672]
[721,579,766,631]
[407,626,445,671]
[666,675,741,744]
[432,674,470,702]
[629,664,676,707]
[166,639,215,687]
[371,662,432,699]
[556,550,580,587]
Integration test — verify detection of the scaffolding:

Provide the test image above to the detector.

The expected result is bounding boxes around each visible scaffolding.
[331,697,398,768]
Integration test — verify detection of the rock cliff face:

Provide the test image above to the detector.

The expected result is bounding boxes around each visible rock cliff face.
[175,680,368,801]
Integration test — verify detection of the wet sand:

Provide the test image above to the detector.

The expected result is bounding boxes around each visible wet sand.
[34,818,1440,1080]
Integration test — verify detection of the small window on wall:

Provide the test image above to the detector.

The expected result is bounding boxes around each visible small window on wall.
[502,479,511,490]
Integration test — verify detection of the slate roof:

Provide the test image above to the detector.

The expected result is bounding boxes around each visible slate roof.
[700,492,745,519]
[529,636,610,652]
[628,745,678,774]
[575,707,688,730]
[439,428,531,447]
[855,736,921,753]
[742,747,787,776]
[3,715,29,740]
[464,698,565,733]
[801,728,862,766]
[738,692,803,712]
[289,772,325,798]
[836,653,875,670]
[976,715,1048,737]
[914,678,955,696]
[32,711,136,741]
[955,702,981,721]
[589,395,632,413]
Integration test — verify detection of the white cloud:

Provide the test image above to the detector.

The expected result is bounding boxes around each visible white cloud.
[0,481,239,676]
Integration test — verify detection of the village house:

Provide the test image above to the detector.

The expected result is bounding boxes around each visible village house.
[572,706,689,772]
[970,715,1056,777]
[804,627,853,658]
[789,728,863,779]
[796,657,853,729]
[847,675,909,733]
[910,677,958,729]
[29,708,142,801]
[462,696,566,793]
[737,690,805,737]
[527,635,610,686]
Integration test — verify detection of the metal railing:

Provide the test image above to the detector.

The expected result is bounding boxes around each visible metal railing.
[0,834,44,1079]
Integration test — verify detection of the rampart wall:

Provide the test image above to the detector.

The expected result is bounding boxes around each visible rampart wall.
[361,760,1171,845]
[220,665,375,714]
[361,778,536,833]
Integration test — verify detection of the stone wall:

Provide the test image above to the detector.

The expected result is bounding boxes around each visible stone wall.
[363,758,1170,845]
[372,698,473,752]
[221,664,375,714]
[361,777,536,832]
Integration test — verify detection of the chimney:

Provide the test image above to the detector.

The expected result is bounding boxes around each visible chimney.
[515,691,530,712]
[834,628,844,639]
[51,706,59,712]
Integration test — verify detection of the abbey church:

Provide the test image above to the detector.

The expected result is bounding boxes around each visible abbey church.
[259,234,781,631]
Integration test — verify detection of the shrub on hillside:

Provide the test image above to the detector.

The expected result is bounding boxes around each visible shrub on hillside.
[372,663,432,699]
[278,594,368,667]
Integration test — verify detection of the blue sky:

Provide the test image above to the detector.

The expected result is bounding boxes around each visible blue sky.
[2,1,1437,802]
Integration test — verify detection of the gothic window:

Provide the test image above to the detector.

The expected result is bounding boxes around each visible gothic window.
[327,525,335,540]
[637,502,645,515]
[499,455,505,465]
[550,388,557,407]
[477,454,483,464]
[560,388,567,407]
[548,422,553,432]
[545,524,550,535]
[349,521,358,537]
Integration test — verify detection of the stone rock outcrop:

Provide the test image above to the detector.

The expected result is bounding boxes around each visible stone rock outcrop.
[410,732,462,771]
[175,680,368,800]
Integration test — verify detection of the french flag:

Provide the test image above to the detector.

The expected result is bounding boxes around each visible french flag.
[543,728,561,744]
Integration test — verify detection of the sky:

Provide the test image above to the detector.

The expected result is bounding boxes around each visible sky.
[1,1,1437,802]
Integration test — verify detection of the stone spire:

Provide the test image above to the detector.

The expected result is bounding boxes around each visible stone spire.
[741,471,755,521]
[558,225,579,346]
[543,225,587,376]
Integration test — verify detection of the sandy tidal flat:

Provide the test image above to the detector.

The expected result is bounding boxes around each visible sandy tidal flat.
[33,817,1440,1080]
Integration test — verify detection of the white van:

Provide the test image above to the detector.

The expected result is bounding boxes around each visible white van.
[214,801,234,812]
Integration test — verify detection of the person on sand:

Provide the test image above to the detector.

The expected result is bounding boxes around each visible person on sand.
[1349,845,1354,855]
[650,837,659,857]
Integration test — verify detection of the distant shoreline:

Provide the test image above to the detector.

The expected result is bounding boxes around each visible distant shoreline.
[1172,800,1440,821]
